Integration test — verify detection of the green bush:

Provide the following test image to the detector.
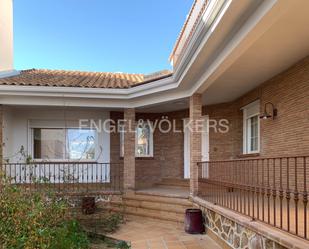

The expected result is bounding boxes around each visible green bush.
[0,178,90,249]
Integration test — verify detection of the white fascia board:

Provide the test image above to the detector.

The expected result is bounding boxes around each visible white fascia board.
[0,95,135,108]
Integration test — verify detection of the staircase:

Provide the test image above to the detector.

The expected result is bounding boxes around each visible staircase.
[101,179,192,223]
[154,178,190,189]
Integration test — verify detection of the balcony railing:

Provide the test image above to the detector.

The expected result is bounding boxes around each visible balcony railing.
[198,155,309,240]
[0,162,123,194]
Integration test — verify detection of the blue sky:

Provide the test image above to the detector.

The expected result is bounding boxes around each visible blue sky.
[13,0,192,74]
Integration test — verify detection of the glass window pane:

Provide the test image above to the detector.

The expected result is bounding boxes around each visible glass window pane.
[249,116,258,152]
[136,125,150,156]
[119,124,125,157]
[67,129,95,160]
[33,128,65,159]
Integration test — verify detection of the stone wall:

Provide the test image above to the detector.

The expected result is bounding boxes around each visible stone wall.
[193,198,291,249]
[202,208,287,249]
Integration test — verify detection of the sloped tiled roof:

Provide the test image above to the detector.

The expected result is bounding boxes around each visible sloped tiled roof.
[0,69,172,89]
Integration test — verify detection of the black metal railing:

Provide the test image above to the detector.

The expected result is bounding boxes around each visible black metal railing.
[198,155,309,240]
[0,162,123,194]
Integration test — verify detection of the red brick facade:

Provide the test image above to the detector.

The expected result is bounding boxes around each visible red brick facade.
[110,111,187,189]
[111,56,309,188]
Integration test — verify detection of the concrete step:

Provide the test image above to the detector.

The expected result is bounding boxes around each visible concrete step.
[101,192,193,222]
[155,178,189,188]
[125,193,191,205]
[110,199,190,214]
[106,204,185,223]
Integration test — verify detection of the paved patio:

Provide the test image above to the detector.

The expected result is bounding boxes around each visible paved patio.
[108,216,222,249]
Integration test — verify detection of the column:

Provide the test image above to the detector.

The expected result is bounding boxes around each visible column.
[123,108,136,190]
[189,93,202,196]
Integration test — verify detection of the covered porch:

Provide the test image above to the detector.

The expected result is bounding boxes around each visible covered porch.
[0,103,199,195]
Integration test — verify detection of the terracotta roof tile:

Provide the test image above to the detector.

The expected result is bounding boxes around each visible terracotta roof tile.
[0,69,172,89]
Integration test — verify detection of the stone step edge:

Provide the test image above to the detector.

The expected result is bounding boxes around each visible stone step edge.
[129,191,189,200]
[106,200,191,214]
[160,178,189,183]
[153,184,189,189]
[104,206,184,223]
[124,214,184,227]
[104,205,185,219]
[134,191,189,199]
[123,195,192,206]
[155,181,189,186]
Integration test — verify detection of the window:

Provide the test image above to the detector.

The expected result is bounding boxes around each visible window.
[33,128,96,160]
[120,121,153,157]
[242,100,260,154]
[136,123,153,157]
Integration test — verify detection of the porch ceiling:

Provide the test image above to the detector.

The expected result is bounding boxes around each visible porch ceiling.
[200,0,309,106]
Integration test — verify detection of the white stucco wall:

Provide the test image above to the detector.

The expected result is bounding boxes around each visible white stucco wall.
[0,0,13,72]
[3,107,111,164]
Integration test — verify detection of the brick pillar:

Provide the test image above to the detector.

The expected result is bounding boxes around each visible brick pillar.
[123,108,136,190]
[189,93,202,196]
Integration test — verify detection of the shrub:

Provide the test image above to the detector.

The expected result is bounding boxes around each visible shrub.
[0,178,90,249]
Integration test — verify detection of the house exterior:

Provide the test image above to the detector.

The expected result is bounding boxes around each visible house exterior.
[0,0,309,248]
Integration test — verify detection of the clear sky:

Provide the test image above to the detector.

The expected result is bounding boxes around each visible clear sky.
[13,0,192,74]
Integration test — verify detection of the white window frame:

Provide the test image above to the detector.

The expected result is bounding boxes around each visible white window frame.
[120,120,154,158]
[28,120,98,162]
[241,100,260,154]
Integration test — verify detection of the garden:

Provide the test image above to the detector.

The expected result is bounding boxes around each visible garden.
[0,175,130,249]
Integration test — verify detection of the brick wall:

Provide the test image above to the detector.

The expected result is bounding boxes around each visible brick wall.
[205,55,309,159]
[202,102,242,161]
[110,111,186,189]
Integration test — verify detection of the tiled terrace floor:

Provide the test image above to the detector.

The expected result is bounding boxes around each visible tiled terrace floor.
[108,216,222,249]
